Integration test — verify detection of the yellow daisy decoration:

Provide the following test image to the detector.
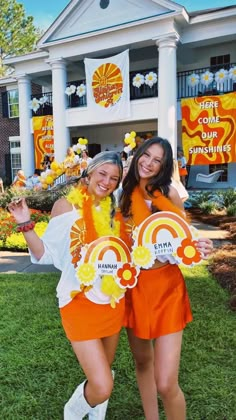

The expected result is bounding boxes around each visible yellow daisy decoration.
[76,263,96,285]
[132,245,154,268]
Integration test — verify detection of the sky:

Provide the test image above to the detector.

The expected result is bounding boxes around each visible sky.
[20,0,236,30]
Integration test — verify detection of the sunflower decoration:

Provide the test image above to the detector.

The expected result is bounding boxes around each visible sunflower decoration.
[123,131,136,154]
[132,245,155,269]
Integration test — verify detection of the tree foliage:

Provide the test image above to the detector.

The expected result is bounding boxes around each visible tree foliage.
[0,0,42,76]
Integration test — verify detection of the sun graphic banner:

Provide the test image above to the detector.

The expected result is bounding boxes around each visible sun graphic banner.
[131,211,203,268]
[181,92,236,165]
[84,49,130,122]
[32,115,54,169]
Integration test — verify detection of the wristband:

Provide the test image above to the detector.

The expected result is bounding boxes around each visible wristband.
[16,220,35,233]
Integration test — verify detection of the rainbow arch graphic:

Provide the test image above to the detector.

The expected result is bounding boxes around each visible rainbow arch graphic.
[83,236,131,265]
[136,211,192,246]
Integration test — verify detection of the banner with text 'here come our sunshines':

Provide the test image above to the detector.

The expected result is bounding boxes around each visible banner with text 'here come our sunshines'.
[181,92,236,165]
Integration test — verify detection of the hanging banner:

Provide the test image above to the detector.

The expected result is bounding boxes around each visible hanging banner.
[32,115,54,169]
[181,92,236,165]
[84,50,130,122]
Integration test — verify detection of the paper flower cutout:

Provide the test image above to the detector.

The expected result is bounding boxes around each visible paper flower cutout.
[76,262,96,285]
[145,71,157,87]
[76,83,86,97]
[229,66,236,81]
[176,238,201,266]
[200,71,214,87]
[215,68,228,84]
[39,95,48,105]
[187,73,200,88]
[117,263,138,288]
[101,275,125,308]
[132,245,154,268]
[65,84,76,96]
[29,98,40,112]
[132,73,145,88]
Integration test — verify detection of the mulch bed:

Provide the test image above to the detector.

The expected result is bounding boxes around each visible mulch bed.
[188,208,236,310]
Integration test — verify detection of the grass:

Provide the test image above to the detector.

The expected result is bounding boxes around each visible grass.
[0,266,235,420]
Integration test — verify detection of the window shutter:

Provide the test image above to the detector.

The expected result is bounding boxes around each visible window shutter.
[1,91,9,118]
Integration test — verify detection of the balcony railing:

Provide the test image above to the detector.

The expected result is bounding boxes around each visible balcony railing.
[31,63,236,116]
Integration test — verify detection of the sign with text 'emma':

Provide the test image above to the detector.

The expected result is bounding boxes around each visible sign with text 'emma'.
[181,93,236,165]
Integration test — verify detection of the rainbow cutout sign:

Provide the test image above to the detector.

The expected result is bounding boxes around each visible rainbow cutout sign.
[132,211,203,268]
[75,235,139,290]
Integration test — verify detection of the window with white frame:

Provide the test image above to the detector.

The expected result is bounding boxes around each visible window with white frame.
[9,137,21,179]
[8,89,19,118]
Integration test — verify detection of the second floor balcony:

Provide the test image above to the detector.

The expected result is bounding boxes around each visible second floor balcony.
[31,63,236,116]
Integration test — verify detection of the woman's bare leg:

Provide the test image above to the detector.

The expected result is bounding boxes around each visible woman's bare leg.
[127,328,159,420]
[71,332,119,406]
[154,331,186,420]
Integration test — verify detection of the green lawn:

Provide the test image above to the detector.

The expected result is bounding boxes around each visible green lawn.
[0,265,235,419]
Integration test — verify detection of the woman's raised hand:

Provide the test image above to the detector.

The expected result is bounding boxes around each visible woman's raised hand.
[7,197,31,224]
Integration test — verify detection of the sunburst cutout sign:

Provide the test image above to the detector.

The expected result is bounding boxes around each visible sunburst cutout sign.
[92,63,123,108]
[132,211,202,268]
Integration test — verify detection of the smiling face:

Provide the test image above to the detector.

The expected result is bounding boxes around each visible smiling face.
[137,143,164,181]
[87,163,120,201]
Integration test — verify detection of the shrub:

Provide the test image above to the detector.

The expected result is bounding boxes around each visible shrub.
[226,204,236,216]
[199,201,216,214]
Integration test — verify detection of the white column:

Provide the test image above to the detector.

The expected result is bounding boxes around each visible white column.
[48,58,70,163]
[156,34,179,157]
[17,75,34,177]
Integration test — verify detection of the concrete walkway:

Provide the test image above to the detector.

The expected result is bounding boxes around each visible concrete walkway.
[0,221,230,274]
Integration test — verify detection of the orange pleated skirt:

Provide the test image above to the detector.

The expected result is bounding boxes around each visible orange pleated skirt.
[60,293,125,341]
[124,264,193,339]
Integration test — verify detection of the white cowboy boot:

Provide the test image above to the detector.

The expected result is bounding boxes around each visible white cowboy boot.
[64,381,91,420]
[88,370,115,420]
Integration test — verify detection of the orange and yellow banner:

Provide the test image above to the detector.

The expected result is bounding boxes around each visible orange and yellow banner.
[181,92,236,165]
[32,115,54,169]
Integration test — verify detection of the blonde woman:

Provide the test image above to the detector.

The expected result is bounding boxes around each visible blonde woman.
[8,151,130,420]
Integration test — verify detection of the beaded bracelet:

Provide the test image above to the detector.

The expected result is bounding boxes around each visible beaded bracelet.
[16,220,35,233]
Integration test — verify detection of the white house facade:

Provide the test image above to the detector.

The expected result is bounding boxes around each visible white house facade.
[1,0,236,189]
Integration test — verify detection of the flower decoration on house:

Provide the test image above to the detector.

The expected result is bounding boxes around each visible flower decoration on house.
[200,70,214,87]
[76,83,86,97]
[215,68,228,84]
[29,98,40,112]
[229,66,236,81]
[65,84,76,96]
[39,161,65,190]
[123,131,136,154]
[176,238,202,266]
[72,137,89,154]
[116,263,138,289]
[187,73,200,88]
[144,71,157,87]
[132,73,145,88]
[39,95,48,105]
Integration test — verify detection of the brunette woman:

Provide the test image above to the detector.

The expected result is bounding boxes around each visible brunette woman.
[8,151,130,420]
[120,137,213,420]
